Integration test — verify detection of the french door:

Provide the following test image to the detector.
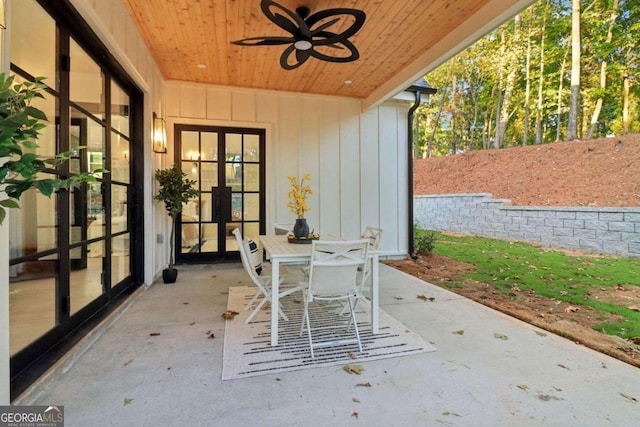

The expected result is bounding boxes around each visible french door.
[175,125,266,262]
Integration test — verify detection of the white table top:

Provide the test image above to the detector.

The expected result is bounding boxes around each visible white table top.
[260,234,340,260]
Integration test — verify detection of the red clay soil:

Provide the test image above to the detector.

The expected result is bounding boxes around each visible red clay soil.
[413,134,640,207]
[387,134,640,368]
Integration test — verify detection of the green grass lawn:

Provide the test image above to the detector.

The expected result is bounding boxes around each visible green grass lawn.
[425,231,640,339]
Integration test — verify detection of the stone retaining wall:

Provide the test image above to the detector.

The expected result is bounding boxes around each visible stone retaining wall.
[414,193,640,257]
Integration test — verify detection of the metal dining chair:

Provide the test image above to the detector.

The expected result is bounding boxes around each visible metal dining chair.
[233,228,305,324]
[299,239,369,358]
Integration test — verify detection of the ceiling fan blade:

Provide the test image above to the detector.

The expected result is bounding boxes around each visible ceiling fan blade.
[232,36,294,46]
[279,45,310,70]
[309,18,341,36]
[262,0,307,36]
[306,9,366,40]
[310,39,360,63]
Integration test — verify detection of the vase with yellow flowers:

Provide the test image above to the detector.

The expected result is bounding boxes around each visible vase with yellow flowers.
[287,173,313,239]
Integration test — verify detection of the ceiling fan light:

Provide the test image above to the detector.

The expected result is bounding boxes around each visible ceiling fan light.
[294,40,313,51]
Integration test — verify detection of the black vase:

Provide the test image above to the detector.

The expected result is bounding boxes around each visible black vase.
[293,218,309,239]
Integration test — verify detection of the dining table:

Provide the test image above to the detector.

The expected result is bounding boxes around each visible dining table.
[259,234,380,346]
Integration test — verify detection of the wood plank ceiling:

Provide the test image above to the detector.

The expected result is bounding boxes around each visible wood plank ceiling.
[121,0,533,107]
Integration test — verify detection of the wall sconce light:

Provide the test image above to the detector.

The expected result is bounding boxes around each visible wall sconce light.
[152,112,167,154]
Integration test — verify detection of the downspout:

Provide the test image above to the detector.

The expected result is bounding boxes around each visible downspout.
[407,91,421,260]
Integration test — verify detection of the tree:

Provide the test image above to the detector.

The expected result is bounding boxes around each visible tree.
[586,0,619,139]
[567,0,581,140]
[154,165,199,270]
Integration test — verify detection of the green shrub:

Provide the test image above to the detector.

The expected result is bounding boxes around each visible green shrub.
[414,226,437,254]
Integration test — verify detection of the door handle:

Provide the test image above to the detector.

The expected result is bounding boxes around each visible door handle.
[212,186,232,222]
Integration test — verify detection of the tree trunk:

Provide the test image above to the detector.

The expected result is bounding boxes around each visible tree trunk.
[523,23,532,146]
[622,70,630,134]
[534,0,549,145]
[169,217,176,269]
[556,50,569,142]
[450,73,457,154]
[567,0,581,140]
[587,0,619,140]
[494,18,519,148]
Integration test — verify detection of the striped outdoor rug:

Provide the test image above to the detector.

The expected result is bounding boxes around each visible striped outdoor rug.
[222,286,436,380]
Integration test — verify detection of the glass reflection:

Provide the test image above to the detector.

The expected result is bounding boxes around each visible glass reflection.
[181,131,199,161]
[9,188,57,256]
[201,163,218,190]
[10,0,56,84]
[111,81,130,137]
[70,241,104,315]
[201,224,218,252]
[70,38,105,117]
[244,164,260,192]
[244,223,260,242]
[244,134,260,161]
[111,132,130,183]
[9,256,58,355]
[244,194,260,221]
[111,234,130,287]
[181,221,200,254]
[112,185,128,220]
[201,132,218,160]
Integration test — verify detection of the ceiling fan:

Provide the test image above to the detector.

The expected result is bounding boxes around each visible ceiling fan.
[231,0,366,70]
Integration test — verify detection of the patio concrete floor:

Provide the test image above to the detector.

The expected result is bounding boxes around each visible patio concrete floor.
[15,262,640,426]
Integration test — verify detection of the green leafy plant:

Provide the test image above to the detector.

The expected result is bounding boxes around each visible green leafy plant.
[154,165,199,269]
[0,73,101,224]
[414,225,437,254]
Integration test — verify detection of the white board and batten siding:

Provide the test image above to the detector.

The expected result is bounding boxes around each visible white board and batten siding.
[166,81,410,257]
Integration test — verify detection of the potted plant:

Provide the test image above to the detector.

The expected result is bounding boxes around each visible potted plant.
[154,165,199,283]
[286,173,313,239]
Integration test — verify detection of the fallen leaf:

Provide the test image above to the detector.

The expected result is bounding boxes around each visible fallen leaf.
[417,294,427,301]
[207,331,215,339]
[347,352,358,359]
[494,333,509,340]
[452,330,465,335]
[221,310,239,319]
[183,302,190,305]
[614,285,625,291]
[351,412,359,419]
[517,384,529,390]
[442,411,461,417]
[564,305,579,313]
[628,305,640,312]
[557,363,570,370]
[352,397,360,403]
[343,364,364,375]
[189,322,196,326]
[211,275,217,278]
[619,392,638,402]
[394,296,403,300]
[124,397,134,405]
[149,332,161,336]
[356,382,372,387]
[535,331,547,337]
[123,359,133,366]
